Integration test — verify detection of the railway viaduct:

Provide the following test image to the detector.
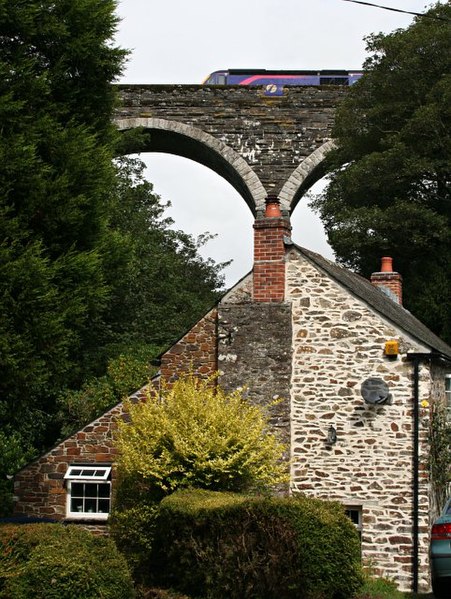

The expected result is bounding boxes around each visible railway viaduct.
[114,84,349,215]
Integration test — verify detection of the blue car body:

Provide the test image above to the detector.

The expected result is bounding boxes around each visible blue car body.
[430,497,451,597]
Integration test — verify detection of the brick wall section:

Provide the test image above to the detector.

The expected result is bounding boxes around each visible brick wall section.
[253,216,291,302]
[12,396,142,527]
[286,249,433,591]
[12,311,218,525]
[13,310,219,525]
[159,308,218,382]
[371,271,403,305]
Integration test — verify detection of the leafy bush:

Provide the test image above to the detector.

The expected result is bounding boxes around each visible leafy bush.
[112,373,288,584]
[152,489,363,599]
[115,373,288,500]
[0,431,34,517]
[0,523,135,599]
[57,345,159,437]
[110,503,160,582]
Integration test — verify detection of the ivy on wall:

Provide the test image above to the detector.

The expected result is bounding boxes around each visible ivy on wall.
[429,402,451,514]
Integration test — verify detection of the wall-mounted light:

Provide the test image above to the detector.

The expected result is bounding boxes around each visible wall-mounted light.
[326,425,337,445]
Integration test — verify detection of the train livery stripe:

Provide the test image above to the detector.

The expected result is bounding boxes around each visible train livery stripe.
[239,74,315,85]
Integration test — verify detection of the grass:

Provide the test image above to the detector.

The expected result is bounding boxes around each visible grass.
[354,575,434,599]
[138,585,434,599]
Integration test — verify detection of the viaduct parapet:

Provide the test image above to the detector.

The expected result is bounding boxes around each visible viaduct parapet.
[114,84,348,214]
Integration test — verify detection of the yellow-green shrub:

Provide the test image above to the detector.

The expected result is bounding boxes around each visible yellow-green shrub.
[115,373,288,499]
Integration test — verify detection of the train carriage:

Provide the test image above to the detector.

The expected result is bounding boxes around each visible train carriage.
[202,69,363,87]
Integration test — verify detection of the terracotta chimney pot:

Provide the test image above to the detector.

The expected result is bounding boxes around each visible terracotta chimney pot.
[380,256,393,273]
[265,196,282,218]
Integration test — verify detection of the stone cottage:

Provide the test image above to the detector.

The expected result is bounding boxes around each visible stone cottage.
[13,198,451,592]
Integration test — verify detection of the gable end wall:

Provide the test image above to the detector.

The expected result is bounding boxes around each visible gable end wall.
[13,310,219,526]
[287,251,433,591]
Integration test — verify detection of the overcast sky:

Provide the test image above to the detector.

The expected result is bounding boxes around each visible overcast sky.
[114,1,439,286]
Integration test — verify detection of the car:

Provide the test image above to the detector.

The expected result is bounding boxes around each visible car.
[430,497,451,598]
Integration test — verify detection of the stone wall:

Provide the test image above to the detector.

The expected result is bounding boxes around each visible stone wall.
[286,249,433,591]
[114,84,348,211]
[218,302,292,453]
[159,308,218,382]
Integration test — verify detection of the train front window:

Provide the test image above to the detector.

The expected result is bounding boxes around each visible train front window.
[205,74,226,85]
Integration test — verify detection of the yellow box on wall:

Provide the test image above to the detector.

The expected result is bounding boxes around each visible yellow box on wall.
[384,340,399,356]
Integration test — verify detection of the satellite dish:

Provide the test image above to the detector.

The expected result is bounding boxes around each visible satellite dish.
[361,378,392,405]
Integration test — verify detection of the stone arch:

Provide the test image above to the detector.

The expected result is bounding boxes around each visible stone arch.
[114,117,267,215]
[279,141,335,213]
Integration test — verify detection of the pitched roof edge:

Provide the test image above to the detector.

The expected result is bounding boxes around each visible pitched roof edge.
[292,244,451,361]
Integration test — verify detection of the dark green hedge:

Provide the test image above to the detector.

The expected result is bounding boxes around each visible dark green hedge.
[0,523,135,599]
[110,502,160,582]
[152,489,363,599]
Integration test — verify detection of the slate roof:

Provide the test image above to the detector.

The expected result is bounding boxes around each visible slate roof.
[294,244,451,361]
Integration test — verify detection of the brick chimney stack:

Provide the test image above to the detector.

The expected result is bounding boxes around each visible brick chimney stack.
[253,196,292,302]
[370,257,403,305]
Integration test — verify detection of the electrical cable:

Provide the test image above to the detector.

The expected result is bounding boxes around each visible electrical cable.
[340,0,451,22]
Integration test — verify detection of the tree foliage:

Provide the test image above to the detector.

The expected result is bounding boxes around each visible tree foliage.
[0,0,126,480]
[0,1,226,505]
[313,2,451,342]
[106,156,226,352]
[115,373,288,503]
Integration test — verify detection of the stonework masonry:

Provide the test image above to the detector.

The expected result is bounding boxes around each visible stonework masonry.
[286,250,433,591]
[114,84,348,213]
[218,301,292,453]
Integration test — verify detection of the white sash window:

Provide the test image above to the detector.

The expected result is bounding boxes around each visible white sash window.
[64,465,112,520]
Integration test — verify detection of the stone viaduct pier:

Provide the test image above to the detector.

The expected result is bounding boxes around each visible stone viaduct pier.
[114,84,348,215]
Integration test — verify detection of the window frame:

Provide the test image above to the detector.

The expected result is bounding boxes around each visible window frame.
[445,374,451,420]
[345,506,362,542]
[64,465,112,521]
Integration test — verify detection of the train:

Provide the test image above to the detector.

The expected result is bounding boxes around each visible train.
[202,69,363,87]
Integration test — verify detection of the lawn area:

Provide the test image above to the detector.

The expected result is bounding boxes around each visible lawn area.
[138,588,436,599]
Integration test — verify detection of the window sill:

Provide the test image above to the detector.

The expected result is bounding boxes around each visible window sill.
[66,513,109,522]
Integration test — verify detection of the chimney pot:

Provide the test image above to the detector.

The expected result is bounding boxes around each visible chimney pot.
[380,256,393,273]
[371,257,402,305]
[265,196,282,218]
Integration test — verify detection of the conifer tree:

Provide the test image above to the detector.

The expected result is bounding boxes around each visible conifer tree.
[0,0,126,484]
